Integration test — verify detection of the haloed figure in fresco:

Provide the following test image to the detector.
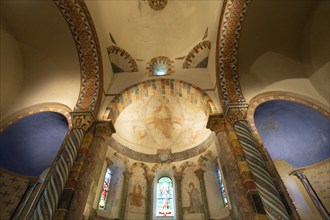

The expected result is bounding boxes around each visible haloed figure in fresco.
[187,182,202,213]
[129,184,145,207]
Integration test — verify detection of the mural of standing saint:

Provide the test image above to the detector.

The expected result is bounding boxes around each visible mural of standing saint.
[187,182,202,213]
[129,184,144,207]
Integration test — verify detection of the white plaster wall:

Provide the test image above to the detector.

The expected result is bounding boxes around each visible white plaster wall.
[238,0,329,108]
[240,51,329,107]
[302,0,330,105]
[0,24,24,119]
[0,1,81,121]
[204,159,229,219]
[273,159,322,220]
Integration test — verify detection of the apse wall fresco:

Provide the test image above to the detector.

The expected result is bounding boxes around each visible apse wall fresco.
[113,95,210,153]
[254,100,330,168]
[0,112,68,176]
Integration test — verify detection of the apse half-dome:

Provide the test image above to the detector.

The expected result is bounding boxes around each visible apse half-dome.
[107,79,217,155]
[254,100,330,168]
[0,112,68,176]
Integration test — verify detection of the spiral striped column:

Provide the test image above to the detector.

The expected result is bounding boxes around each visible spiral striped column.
[31,128,84,220]
[233,120,290,220]
[29,111,95,220]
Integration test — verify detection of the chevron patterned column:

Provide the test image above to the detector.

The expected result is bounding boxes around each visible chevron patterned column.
[234,120,290,220]
[29,111,95,220]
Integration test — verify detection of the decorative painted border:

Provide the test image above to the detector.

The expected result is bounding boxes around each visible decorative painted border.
[107,79,217,123]
[54,0,103,113]
[246,92,330,143]
[0,103,72,132]
[107,45,138,73]
[146,56,174,76]
[216,0,250,106]
[108,132,214,163]
[183,41,211,69]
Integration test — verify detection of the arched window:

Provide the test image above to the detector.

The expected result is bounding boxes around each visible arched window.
[156,177,174,216]
[99,168,112,210]
[216,165,228,207]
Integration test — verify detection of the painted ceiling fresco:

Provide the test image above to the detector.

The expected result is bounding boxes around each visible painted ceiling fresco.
[113,95,210,153]
[0,112,68,176]
[254,100,330,168]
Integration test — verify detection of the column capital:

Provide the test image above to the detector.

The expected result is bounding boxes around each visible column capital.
[206,113,226,133]
[95,120,116,140]
[70,111,96,131]
[123,170,133,179]
[106,158,113,167]
[194,168,205,179]
[173,171,183,183]
[224,102,248,124]
[292,171,306,180]
[145,172,155,183]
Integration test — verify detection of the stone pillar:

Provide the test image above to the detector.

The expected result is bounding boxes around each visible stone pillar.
[194,168,210,220]
[29,111,95,220]
[145,172,155,220]
[207,114,255,220]
[120,170,133,220]
[67,121,115,220]
[174,171,183,220]
[225,103,291,220]
[294,172,330,220]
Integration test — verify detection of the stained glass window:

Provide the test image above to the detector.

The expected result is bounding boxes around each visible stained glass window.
[156,177,174,216]
[216,165,228,207]
[99,168,112,210]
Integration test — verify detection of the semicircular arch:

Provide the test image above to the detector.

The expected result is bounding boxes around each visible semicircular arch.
[107,79,217,123]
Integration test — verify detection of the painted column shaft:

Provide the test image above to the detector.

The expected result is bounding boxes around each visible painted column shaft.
[30,128,85,220]
[216,130,255,219]
[194,169,210,220]
[67,122,113,219]
[174,172,183,220]
[145,173,155,220]
[119,170,132,220]
[233,120,290,220]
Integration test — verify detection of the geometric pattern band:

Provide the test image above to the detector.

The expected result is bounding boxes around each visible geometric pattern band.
[54,0,103,113]
[233,121,290,220]
[31,129,84,220]
[217,0,249,105]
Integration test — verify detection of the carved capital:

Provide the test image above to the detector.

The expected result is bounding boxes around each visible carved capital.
[71,111,96,131]
[224,102,248,124]
[194,168,205,179]
[123,170,133,180]
[145,172,155,183]
[173,171,183,183]
[292,171,306,180]
[95,121,116,140]
[148,0,168,10]
[106,158,113,167]
[206,113,225,133]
